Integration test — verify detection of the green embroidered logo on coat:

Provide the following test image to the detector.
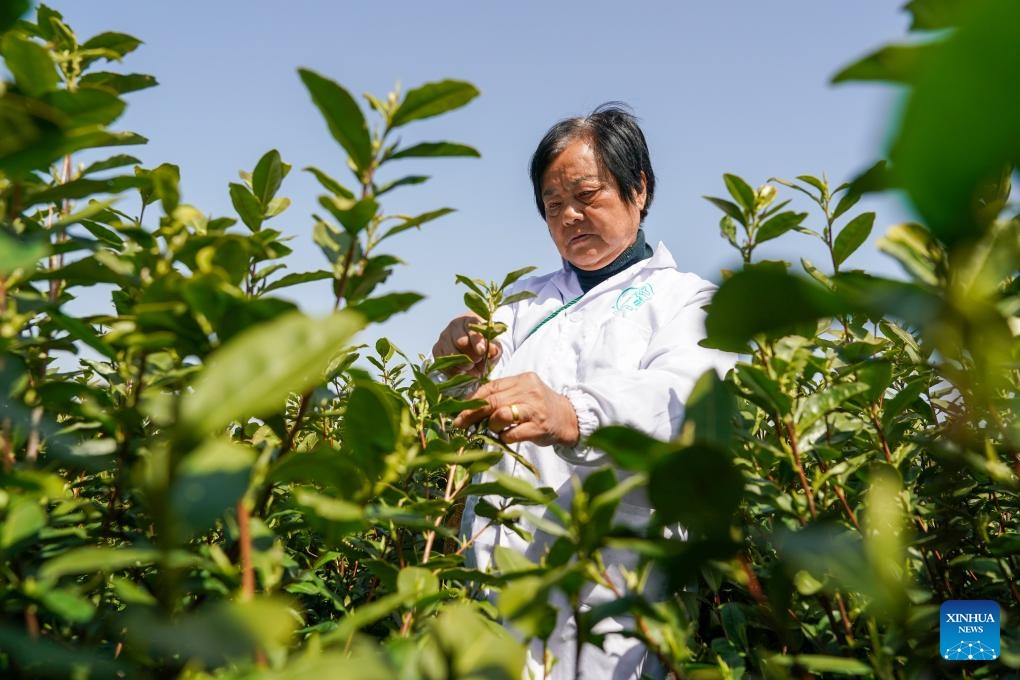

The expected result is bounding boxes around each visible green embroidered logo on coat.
[614,284,654,314]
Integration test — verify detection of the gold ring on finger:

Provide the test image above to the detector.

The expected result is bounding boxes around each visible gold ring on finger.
[509,403,521,425]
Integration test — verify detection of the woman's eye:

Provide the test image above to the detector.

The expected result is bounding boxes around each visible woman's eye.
[577,190,597,202]
[546,202,561,215]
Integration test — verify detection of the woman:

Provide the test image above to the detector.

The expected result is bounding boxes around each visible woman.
[432,104,734,679]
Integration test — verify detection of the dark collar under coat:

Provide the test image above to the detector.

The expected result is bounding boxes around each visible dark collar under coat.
[567,228,654,294]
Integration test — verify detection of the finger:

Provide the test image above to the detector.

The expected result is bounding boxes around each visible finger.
[487,402,523,434]
[499,420,545,446]
[466,330,492,358]
[452,402,494,429]
[453,334,479,357]
[470,375,514,400]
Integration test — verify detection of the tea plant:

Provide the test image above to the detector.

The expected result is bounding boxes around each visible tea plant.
[1,1,1018,679]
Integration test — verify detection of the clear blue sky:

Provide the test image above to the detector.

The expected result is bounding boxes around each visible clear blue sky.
[51,1,913,358]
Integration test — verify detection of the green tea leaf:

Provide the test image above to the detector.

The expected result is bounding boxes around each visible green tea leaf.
[794,383,871,436]
[298,68,373,173]
[1,33,58,97]
[388,141,480,160]
[832,42,937,85]
[45,87,126,127]
[351,292,423,323]
[261,269,332,294]
[891,0,1020,243]
[0,233,48,276]
[251,149,289,207]
[80,31,141,60]
[501,265,538,290]
[390,79,479,128]
[0,498,45,550]
[0,0,30,34]
[81,153,140,175]
[833,211,875,266]
[682,370,737,449]
[319,195,378,236]
[769,654,872,676]
[39,547,161,580]
[304,165,355,199]
[649,444,743,536]
[833,272,943,327]
[856,360,893,403]
[40,588,95,623]
[904,0,982,30]
[180,310,364,434]
[381,207,454,241]
[703,265,849,351]
[796,175,828,198]
[344,381,399,479]
[396,566,439,598]
[463,291,490,320]
[756,210,806,245]
[170,439,255,535]
[719,215,739,247]
[588,426,671,472]
[229,182,263,231]
[831,187,862,220]
[79,71,157,94]
[704,196,746,226]
[723,174,756,212]
[374,174,428,197]
[501,290,536,307]
[50,311,117,359]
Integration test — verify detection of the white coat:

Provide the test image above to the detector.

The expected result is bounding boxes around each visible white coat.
[461,242,735,680]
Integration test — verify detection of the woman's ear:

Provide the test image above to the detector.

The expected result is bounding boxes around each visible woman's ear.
[636,171,648,210]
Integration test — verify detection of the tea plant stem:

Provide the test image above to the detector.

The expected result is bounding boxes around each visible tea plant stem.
[817,593,850,649]
[998,558,1020,606]
[25,405,42,463]
[912,518,954,598]
[833,483,861,531]
[572,599,583,680]
[833,592,855,644]
[422,444,467,564]
[333,241,357,310]
[254,393,312,518]
[399,611,414,637]
[282,393,311,456]
[600,568,680,678]
[46,154,73,303]
[24,605,39,640]
[812,448,861,531]
[783,420,817,519]
[917,543,946,600]
[738,553,766,606]
[868,408,894,465]
[1,418,12,472]
[238,499,255,601]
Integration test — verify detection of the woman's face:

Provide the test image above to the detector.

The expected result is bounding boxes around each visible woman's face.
[540,138,646,271]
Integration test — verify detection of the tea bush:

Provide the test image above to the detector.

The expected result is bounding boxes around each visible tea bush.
[0,2,1017,678]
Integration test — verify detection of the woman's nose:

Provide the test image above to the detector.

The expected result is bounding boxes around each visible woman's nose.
[563,202,584,224]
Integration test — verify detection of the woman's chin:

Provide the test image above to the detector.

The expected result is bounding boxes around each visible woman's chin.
[568,254,612,271]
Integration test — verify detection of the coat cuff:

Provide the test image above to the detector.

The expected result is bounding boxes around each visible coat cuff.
[561,386,600,440]
[555,387,604,466]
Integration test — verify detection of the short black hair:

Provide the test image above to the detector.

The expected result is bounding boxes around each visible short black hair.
[529,102,655,221]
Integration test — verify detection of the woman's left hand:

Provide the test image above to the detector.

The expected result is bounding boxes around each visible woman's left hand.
[452,372,580,447]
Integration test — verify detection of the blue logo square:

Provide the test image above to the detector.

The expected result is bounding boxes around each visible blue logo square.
[940,600,1000,661]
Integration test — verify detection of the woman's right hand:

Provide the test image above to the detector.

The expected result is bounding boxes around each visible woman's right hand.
[432,313,501,377]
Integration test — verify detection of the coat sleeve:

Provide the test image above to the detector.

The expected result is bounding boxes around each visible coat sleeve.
[554,284,736,466]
